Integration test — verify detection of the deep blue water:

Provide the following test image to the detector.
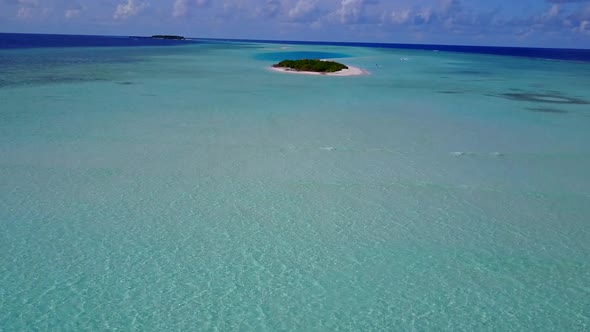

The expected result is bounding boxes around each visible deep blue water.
[207,38,590,62]
[0,33,197,49]
[2,33,589,62]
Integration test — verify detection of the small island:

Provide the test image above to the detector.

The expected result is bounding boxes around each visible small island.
[271,59,368,76]
[151,35,186,40]
[273,59,348,73]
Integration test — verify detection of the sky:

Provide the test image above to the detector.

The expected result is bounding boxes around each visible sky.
[0,0,589,48]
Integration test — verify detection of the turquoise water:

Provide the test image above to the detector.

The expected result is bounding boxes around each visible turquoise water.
[1,41,590,330]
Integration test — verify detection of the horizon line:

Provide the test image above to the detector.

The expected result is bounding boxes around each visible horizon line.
[2,31,590,52]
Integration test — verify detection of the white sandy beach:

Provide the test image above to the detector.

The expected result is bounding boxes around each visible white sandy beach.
[270,64,369,76]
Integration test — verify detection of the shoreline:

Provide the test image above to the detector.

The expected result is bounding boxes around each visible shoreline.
[270,64,369,77]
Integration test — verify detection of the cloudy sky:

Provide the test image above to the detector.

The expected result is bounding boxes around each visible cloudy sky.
[1,0,589,48]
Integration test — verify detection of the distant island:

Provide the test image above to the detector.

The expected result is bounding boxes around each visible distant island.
[150,35,186,40]
[273,59,348,73]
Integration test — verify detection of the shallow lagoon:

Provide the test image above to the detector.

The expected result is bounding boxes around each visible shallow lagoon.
[1,39,589,330]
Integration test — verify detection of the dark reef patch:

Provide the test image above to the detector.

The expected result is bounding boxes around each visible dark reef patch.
[454,69,492,76]
[527,107,569,114]
[438,90,465,94]
[498,91,589,105]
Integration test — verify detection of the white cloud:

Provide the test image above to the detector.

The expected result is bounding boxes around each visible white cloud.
[65,8,81,19]
[390,9,411,24]
[334,0,364,24]
[417,7,434,24]
[386,1,466,27]
[173,0,210,18]
[17,7,34,19]
[576,20,589,33]
[548,4,561,18]
[255,0,282,18]
[567,3,590,32]
[173,0,190,17]
[17,0,39,6]
[114,0,147,20]
[15,0,40,19]
[288,0,319,21]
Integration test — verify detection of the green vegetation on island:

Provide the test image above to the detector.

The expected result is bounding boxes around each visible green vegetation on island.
[273,59,348,73]
[151,35,186,40]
